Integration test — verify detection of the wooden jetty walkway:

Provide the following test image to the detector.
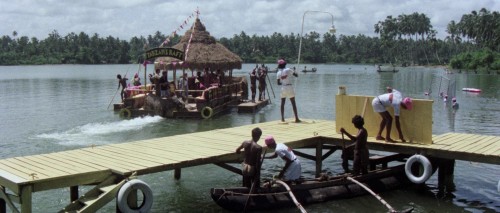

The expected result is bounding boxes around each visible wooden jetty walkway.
[0,119,499,212]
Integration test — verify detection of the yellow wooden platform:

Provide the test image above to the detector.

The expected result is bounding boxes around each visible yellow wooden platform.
[0,119,499,212]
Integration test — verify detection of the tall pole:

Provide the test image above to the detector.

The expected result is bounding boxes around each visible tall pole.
[296,11,336,70]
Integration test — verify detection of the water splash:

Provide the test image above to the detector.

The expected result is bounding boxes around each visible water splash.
[37,116,164,146]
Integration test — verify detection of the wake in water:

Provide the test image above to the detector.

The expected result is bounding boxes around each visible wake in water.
[37,116,164,146]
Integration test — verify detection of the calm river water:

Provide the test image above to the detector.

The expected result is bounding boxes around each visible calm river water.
[0,64,499,212]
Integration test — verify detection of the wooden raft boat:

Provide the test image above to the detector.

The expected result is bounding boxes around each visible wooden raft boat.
[210,164,409,212]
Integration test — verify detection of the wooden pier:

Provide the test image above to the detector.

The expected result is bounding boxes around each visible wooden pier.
[0,119,499,212]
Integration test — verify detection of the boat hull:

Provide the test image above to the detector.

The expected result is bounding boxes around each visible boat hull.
[211,165,409,211]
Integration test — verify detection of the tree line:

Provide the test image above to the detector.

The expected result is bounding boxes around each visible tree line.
[1,8,498,71]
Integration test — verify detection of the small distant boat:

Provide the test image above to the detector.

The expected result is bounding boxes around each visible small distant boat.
[462,88,481,93]
[301,67,317,73]
[376,65,399,72]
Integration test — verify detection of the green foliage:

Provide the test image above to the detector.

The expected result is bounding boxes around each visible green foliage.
[449,49,500,71]
[0,8,498,68]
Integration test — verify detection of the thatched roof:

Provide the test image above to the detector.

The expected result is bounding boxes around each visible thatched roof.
[156,18,242,71]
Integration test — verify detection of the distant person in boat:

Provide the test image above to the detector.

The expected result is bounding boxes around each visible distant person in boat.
[372,87,413,142]
[216,69,224,86]
[340,115,369,175]
[250,65,258,103]
[277,58,301,122]
[132,73,141,86]
[149,69,161,96]
[178,73,189,101]
[235,127,263,188]
[195,71,205,90]
[258,67,267,101]
[116,74,128,102]
[159,70,170,98]
[263,135,301,182]
[452,97,459,109]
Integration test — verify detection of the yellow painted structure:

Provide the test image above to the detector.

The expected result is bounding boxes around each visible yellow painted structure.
[336,94,434,144]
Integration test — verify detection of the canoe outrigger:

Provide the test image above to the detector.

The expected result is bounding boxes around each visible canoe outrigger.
[114,17,248,119]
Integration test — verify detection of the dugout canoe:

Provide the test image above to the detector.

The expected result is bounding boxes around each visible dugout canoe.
[210,164,410,212]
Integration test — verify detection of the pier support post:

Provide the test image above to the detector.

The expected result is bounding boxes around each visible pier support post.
[0,198,5,213]
[438,159,456,194]
[174,168,181,180]
[315,141,323,177]
[70,186,78,202]
[20,185,32,213]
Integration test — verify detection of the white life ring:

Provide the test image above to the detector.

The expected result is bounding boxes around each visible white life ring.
[200,106,213,119]
[119,108,131,118]
[117,179,153,213]
[405,154,432,184]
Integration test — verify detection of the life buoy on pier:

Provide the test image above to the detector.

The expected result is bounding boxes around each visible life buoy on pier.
[405,154,432,184]
[119,108,131,118]
[201,106,213,119]
[117,179,153,213]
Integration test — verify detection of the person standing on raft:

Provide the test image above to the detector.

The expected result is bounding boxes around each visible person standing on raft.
[276,58,300,123]
[117,74,128,102]
[249,65,258,103]
[372,87,413,142]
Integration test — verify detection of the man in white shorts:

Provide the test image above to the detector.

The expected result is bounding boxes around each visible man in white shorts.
[372,87,413,142]
[263,135,301,182]
[276,58,300,123]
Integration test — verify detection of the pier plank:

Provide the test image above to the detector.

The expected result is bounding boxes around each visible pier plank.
[456,135,493,153]
[99,145,182,164]
[0,160,51,180]
[55,150,137,172]
[449,135,490,152]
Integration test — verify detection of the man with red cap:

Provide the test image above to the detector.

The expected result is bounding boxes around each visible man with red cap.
[276,58,301,123]
[263,135,301,182]
[371,87,413,142]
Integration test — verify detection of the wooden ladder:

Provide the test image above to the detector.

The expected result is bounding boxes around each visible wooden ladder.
[59,174,128,213]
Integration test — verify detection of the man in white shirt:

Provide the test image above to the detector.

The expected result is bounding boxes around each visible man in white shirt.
[276,58,300,123]
[371,87,413,142]
[263,135,301,182]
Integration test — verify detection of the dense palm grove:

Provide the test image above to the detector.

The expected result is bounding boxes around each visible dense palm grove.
[1,9,498,71]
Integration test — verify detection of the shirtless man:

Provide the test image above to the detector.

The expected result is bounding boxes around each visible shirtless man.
[340,115,369,175]
[236,127,263,188]
[117,74,128,102]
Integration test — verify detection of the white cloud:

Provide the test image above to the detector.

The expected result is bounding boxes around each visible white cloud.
[1,0,498,40]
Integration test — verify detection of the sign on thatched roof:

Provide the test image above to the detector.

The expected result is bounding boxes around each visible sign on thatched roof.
[156,18,242,71]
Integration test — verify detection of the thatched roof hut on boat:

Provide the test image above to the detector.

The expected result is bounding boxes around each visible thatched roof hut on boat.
[156,18,242,71]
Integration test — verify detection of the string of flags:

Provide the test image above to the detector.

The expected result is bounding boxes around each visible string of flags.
[160,8,200,47]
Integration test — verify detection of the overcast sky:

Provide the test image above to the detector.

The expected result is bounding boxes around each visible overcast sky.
[2,0,499,41]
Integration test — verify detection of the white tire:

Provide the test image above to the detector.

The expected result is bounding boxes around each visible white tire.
[405,154,432,184]
[117,179,153,213]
